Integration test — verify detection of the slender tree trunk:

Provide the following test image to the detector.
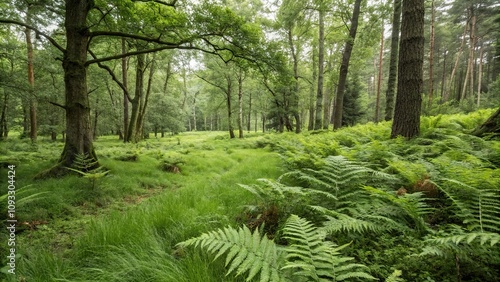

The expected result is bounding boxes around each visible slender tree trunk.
[287,28,301,133]
[477,42,484,107]
[122,38,129,141]
[25,8,37,142]
[247,91,252,132]
[226,77,235,139]
[0,91,7,138]
[441,50,447,100]
[237,69,244,138]
[136,53,155,139]
[375,25,384,123]
[446,24,468,102]
[428,0,435,108]
[390,0,425,139]
[333,0,363,129]
[309,44,317,130]
[314,9,325,130]
[461,10,475,102]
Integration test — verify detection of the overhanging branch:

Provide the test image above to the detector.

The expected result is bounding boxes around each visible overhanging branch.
[0,18,65,53]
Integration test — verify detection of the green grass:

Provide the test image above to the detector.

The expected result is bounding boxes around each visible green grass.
[1,132,282,281]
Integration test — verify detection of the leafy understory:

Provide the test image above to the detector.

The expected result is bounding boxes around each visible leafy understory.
[178,215,375,282]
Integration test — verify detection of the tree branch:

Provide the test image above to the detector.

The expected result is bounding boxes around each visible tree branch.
[0,18,65,53]
[132,0,177,6]
[195,73,228,95]
[88,50,132,102]
[49,101,67,110]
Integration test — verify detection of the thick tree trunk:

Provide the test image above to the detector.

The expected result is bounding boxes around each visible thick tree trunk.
[314,9,325,130]
[333,0,362,129]
[385,0,401,121]
[390,0,425,139]
[47,0,97,176]
[126,53,145,143]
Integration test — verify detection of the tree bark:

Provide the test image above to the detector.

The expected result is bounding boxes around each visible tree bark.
[56,0,97,173]
[390,0,425,139]
[428,0,435,108]
[375,24,384,123]
[122,38,129,142]
[226,77,235,139]
[314,8,325,130]
[333,0,362,129]
[126,52,145,143]
[237,68,244,138]
[477,42,484,107]
[287,27,301,133]
[385,0,401,121]
[25,7,37,143]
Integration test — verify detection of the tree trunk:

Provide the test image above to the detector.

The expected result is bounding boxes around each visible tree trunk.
[440,50,447,100]
[126,52,145,143]
[390,0,425,139]
[385,0,401,121]
[309,44,317,130]
[122,38,129,142]
[0,91,7,138]
[447,23,467,102]
[55,0,96,174]
[25,7,37,143]
[428,0,435,108]
[314,9,325,130]
[136,53,155,139]
[333,0,362,129]
[237,69,244,138]
[477,42,484,107]
[460,9,476,102]
[375,24,384,123]
[226,78,235,139]
[472,107,500,138]
[287,27,301,133]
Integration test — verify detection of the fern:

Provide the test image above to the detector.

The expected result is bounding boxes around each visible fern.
[362,186,431,233]
[177,225,284,282]
[66,153,109,189]
[282,215,375,282]
[178,215,375,282]
[435,179,500,233]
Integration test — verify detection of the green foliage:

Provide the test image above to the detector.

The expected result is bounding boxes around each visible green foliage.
[282,215,375,282]
[178,215,374,282]
[178,225,283,282]
[66,153,110,190]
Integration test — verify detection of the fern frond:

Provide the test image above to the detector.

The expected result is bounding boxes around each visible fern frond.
[282,215,375,281]
[437,179,500,233]
[177,225,284,282]
[362,186,431,233]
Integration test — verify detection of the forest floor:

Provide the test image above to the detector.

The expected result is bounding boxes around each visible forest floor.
[1,109,500,282]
